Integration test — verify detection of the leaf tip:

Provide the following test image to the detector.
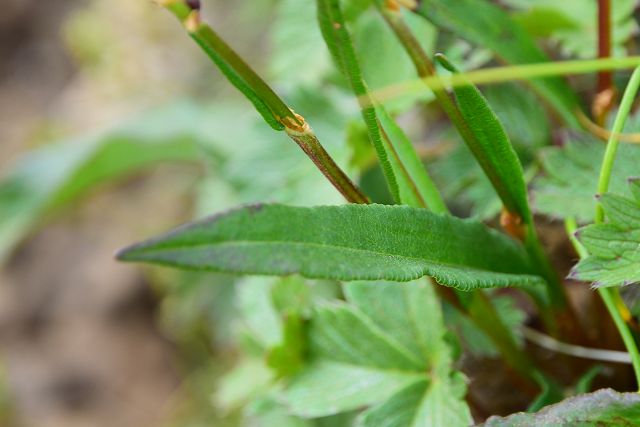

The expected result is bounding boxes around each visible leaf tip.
[566,268,580,281]
[114,243,145,263]
[434,53,457,73]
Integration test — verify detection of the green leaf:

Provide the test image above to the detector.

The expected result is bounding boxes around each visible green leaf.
[283,360,422,418]
[0,102,203,263]
[430,143,501,220]
[117,204,544,291]
[269,0,331,88]
[571,181,640,288]
[481,389,640,426]
[414,0,581,127]
[507,0,638,59]
[375,107,447,212]
[357,375,469,427]
[437,56,531,222]
[483,83,552,158]
[533,133,640,222]
[282,281,471,425]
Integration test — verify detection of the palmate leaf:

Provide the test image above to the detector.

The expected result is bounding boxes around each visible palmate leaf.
[281,281,471,426]
[481,388,640,426]
[117,204,545,291]
[532,133,640,223]
[413,0,581,128]
[571,180,640,288]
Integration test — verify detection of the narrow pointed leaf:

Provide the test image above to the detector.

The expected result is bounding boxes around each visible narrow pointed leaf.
[437,56,531,222]
[413,0,581,127]
[117,204,544,290]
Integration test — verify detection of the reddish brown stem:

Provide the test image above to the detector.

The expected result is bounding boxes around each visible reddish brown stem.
[597,0,612,94]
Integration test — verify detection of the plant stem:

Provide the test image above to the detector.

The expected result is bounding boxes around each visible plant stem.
[285,120,370,204]
[317,0,400,202]
[326,0,541,388]
[159,0,368,204]
[367,56,640,107]
[566,218,640,389]
[590,65,640,390]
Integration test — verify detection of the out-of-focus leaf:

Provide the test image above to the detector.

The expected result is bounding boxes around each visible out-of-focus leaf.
[215,358,274,412]
[266,313,306,378]
[354,9,436,112]
[444,295,526,356]
[481,389,640,426]
[532,133,640,222]
[430,143,500,220]
[483,83,551,159]
[571,181,640,288]
[356,375,469,427]
[270,0,331,88]
[0,102,205,262]
[375,106,447,212]
[414,0,581,128]
[507,0,638,59]
[282,281,471,425]
[117,204,545,291]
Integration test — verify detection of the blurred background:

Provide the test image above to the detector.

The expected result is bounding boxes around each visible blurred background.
[1,0,638,426]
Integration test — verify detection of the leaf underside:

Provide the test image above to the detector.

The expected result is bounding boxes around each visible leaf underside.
[117,204,544,291]
[481,388,640,426]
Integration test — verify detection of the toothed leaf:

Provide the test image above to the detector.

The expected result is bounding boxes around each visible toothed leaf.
[572,182,640,287]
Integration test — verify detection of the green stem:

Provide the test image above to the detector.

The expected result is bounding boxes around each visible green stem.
[369,56,640,107]
[566,218,640,390]
[590,66,640,390]
[160,0,368,204]
[596,67,640,221]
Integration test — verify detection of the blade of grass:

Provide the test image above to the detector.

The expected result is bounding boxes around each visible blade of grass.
[158,0,368,204]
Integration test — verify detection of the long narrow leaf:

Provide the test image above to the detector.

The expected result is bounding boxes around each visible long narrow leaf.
[437,55,531,223]
[117,204,544,291]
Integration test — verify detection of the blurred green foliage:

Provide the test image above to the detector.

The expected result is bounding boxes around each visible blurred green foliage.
[3,0,640,426]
